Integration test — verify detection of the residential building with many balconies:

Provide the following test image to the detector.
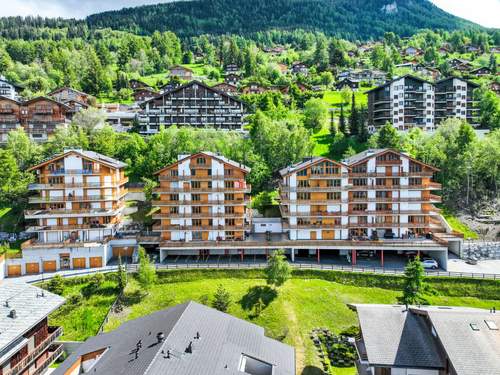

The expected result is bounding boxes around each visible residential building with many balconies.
[153,152,251,246]
[343,149,442,239]
[138,81,247,134]
[0,96,69,143]
[0,76,23,100]
[5,149,129,277]
[279,157,350,241]
[0,283,65,375]
[367,75,436,132]
[435,77,479,126]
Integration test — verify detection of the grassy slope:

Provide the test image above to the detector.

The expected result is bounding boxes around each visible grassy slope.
[442,208,479,239]
[100,275,496,375]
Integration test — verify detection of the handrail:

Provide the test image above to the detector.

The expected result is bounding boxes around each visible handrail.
[4,327,63,375]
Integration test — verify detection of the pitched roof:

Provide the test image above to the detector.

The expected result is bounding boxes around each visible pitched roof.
[53,301,295,375]
[365,74,433,94]
[279,157,348,177]
[0,283,65,356]
[170,65,194,73]
[412,306,500,375]
[435,76,480,88]
[28,149,127,171]
[47,87,90,97]
[351,304,445,369]
[342,148,439,171]
[141,80,245,106]
[154,152,251,175]
[23,96,71,109]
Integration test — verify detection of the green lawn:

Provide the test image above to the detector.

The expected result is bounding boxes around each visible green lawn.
[442,209,479,239]
[322,90,369,108]
[96,271,496,375]
[311,125,332,157]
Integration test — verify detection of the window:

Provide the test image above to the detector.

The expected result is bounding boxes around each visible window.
[48,177,63,185]
[224,193,234,201]
[196,157,206,165]
[191,181,201,189]
[225,206,235,214]
[170,169,178,177]
[297,192,311,200]
[352,178,367,186]
[192,206,201,214]
[325,162,339,174]
[192,194,201,201]
[298,180,310,187]
[225,181,234,188]
[225,219,235,226]
[392,178,400,186]
[297,169,307,176]
[352,204,367,212]
[192,232,202,240]
[170,207,179,214]
[327,192,341,200]
[239,354,274,375]
[224,169,233,176]
[311,165,323,175]
[409,178,422,186]
[190,169,196,176]
[192,219,202,227]
[352,165,367,174]
[326,179,341,187]
[169,194,179,201]
[376,178,386,186]
[353,191,367,199]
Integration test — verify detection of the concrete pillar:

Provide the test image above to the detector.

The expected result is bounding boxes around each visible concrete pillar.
[352,249,357,265]
[291,249,295,262]
[317,249,320,264]
[240,249,244,262]
[381,250,384,267]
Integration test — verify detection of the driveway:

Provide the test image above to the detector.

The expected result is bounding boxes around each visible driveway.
[447,257,500,275]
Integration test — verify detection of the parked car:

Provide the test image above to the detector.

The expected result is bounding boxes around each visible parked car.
[421,258,439,270]
[357,250,375,258]
[465,258,478,265]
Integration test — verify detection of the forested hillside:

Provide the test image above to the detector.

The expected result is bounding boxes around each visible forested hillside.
[85,0,479,39]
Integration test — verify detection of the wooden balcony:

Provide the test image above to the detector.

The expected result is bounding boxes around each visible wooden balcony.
[29,193,126,203]
[24,207,123,219]
[153,212,246,219]
[4,326,63,375]
[282,223,346,229]
[155,186,251,193]
[157,224,249,231]
[28,178,128,190]
[158,175,245,181]
[153,198,249,206]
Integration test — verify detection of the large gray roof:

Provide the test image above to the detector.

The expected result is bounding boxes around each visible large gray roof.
[53,301,295,375]
[0,282,65,357]
[353,304,444,369]
[341,149,386,165]
[414,306,500,375]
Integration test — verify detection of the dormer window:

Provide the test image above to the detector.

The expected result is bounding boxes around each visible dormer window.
[239,354,273,375]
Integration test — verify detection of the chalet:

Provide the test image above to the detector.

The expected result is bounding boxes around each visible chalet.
[291,62,309,75]
[47,87,92,115]
[241,82,267,95]
[169,65,194,81]
[438,44,450,54]
[0,75,23,100]
[133,88,159,103]
[212,82,238,95]
[0,96,69,143]
[262,46,285,55]
[469,66,492,77]
[338,69,386,84]
[466,45,481,53]
[138,80,247,133]
[415,64,441,80]
[449,58,473,71]
[403,46,422,56]
[279,83,308,94]
[0,283,65,375]
[53,302,295,375]
[224,64,239,74]
[351,304,500,375]
[129,79,152,91]
[159,80,182,94]
[490,82,500,94]
[224,73,241,86]
[276,63,289,74]
[336,78,360,90]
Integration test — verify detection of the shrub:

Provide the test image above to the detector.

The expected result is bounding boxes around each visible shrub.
[47,275,65,295]
[212,284,231,312]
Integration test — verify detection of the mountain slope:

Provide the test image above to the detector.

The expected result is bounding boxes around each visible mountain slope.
[86,0,480,39]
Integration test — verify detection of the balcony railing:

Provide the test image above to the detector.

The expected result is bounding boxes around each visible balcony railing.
[28,178,128,190]
[32,344,64,375]
[153,199,249,206]
[4,326,62,375]
[26,223,115,232]
[29,194,123,203]
[24,207,123,218]
[157,225,249,231]
[159,175,245,181]
[47,168,97,175]
[155,186,251,193]
[153,212,245,219]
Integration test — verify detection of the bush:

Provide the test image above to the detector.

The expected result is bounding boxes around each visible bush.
[47,275,65,295]
[67,293,83,306]
[88,273,105,290]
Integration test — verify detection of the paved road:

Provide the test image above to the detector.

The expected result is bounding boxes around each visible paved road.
[447,258,500,274]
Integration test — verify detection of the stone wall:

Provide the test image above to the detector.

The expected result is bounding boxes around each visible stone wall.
[463,241,500,260]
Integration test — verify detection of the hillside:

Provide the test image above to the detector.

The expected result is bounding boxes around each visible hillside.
[86,0,480,40]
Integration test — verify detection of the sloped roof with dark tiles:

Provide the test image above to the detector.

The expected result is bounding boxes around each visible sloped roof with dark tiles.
[353,304,445,369]
[53,301,294,375]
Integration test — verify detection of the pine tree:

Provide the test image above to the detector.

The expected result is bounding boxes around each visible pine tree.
[339,104,348,135]
[401,256,428,305]
[349,93,358,136]
[137,246,157,294]
[265,249,291,288]
[490,54,497,74]
[117,255,127,291]
[357,106,369,142]
[212,284,231,312]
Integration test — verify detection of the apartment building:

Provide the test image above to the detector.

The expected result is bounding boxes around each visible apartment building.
[279,157,350,241]
[47,87,91,110]
[351,304,500,375]
[153,152,251,244]
[6,149,129,276]
[0,96,69,143]
[138,81,247,134]
[435,77,479,126]
[367,75,435,131]
[343,149,442,239]
[0,75,23,100]
[0,283,65,375]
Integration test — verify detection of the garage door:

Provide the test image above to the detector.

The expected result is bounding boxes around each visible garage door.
[72,258,86,269]
[7,265,22,277]
[25,263,40,274]
[112,247,134,257]
[43,261,57,273]
[89,257,103,268]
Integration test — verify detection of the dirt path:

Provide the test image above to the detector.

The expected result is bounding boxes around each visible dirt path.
[283,300,306,373]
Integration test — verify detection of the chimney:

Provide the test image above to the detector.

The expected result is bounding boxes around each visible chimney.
[157,332,165,343]
[9,309,17,319]
[185,341,193,354]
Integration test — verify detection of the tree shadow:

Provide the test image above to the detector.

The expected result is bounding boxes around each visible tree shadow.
[120,289,143,306]
[301,365,325,375]
[240,285,277,312]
